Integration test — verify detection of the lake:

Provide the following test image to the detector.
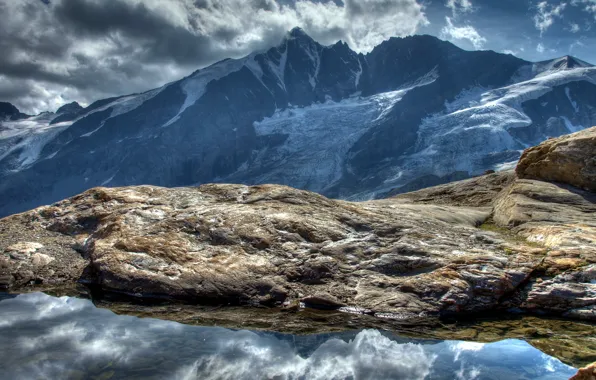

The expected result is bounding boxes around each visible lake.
[0,292,584,379]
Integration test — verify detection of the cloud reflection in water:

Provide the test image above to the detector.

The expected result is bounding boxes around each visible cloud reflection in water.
[0,293,576,380]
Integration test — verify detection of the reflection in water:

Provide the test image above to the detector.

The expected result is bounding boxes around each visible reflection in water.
[0,293,576,380]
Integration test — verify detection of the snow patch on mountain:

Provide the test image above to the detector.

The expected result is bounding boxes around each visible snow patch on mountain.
[302,42,321,89]
[109,88,165,119]
[354,59,363,88]
[565,87,580,113]
[245,91,407,191]
[81,121,105,138]
[357,65,596,198]
[224,70,440,193]
[561,116,583,133]
[420,66,596,148]
[163,58,250,127]
[0,113,73,171]
[268,44,289,92]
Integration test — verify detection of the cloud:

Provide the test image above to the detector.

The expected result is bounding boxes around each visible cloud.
[571,0,596,17]
[446,0,474,15]
[570,39,586,51]
[440,16,487,49]
[569,22,581,32]
[0,0,429,114]
[533,1,567,35]
[537,42,546,53]
[191,329,436,380]
[0,293,438,380]
[0,292,577,379]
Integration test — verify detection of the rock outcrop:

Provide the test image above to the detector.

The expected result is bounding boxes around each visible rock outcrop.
[517,127,596,192]
[570,362,596,380]
[0,128,595,323]
[0,102,27,121]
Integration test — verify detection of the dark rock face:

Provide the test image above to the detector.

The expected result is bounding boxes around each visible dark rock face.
[0,102,27,121]
[1,30,595,217]
[50,101,84,124]
[56,102,83,114]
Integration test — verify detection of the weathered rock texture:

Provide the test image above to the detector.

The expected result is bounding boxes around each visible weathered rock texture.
[517,126,596,192]
[1,128,595,323]
[570,362,596,380]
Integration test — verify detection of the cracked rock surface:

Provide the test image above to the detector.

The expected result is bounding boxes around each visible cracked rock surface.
[1,128,595,322]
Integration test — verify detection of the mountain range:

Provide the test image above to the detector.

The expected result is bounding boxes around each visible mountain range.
[1,27,595,217]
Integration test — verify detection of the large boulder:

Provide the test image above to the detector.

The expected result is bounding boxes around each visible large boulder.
[516,126,596,192]
[570,362,596,380]
[1,127,595,323]
[1,183,547,320]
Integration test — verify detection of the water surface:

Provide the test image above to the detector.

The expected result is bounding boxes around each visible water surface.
[0,292,578,379]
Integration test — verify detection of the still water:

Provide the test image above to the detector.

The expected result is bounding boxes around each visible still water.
[0,292,577,380]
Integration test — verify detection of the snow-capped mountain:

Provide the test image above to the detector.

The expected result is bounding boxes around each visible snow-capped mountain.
[1,28,595,216]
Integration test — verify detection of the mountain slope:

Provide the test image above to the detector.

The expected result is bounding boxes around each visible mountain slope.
[1,29,595,216]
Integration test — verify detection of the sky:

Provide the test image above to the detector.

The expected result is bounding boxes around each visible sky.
[1,0,595,114]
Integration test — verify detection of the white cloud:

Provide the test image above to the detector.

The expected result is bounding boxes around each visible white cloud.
[0,293,437,380]
[0,0,430,114]
[571,0,596,17]
[193,329,436,380]
[440,17,487,49]
[569,22,581,32]
[446,0,474,15]
[533,1,567,35]
[537,42,546,53]
[0,293,578,379]
[449,341,486,362]
[570,39,585,51]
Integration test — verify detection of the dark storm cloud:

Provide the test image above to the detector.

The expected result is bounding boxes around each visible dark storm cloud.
[52,0,220,65]
[0,0,428,114]
[1,0,594,114]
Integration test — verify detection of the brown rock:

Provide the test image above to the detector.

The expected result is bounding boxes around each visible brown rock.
[516,126,596,192]
[570,362,596,380]
[0,183,535,319]
[0,129,594,323]
[301,293,346,309]
[393,170,515,207]
[493,179,596,267]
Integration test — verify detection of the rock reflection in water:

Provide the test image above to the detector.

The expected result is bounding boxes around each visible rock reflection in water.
[0,293,576,380]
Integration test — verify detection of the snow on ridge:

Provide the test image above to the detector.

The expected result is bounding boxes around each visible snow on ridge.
[267,43,289,92]
[301,42,321,90]
[561,116,583,133]
[353,59,363,88]
[380,66,596,200]
[564,87,580,113]
[163,58,250,127]
[81,121,106,138]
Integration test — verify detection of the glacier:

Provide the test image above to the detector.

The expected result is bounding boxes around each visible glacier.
[0,31,595,216]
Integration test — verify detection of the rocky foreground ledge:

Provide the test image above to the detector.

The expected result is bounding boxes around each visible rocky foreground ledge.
[1,127,595,322]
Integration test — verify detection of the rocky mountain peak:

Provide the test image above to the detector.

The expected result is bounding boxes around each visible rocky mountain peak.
[0,102,27,121]
[0,31,595,219]
[556,55,592,69]
[287,26,310,39]
[56,101,83,115]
